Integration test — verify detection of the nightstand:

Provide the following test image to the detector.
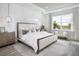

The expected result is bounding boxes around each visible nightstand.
[0,32,16,47]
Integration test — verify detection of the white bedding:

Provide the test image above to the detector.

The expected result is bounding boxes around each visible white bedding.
[19,31,57,52]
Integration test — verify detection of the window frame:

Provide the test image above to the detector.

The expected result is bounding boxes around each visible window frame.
[51,13,73,31]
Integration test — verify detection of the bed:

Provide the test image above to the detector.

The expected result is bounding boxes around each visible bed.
[17,22,58,54]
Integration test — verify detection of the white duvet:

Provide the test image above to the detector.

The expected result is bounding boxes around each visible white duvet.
[20,31,54,52]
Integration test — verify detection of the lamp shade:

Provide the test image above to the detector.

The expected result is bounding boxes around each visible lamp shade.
[5,16,11,23]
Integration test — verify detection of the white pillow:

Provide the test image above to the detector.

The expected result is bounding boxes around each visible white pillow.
[29,29,31,33]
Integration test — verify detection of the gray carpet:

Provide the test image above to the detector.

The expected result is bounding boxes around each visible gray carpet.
[0,39,79,56]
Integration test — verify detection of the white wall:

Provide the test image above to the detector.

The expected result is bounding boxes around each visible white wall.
[0,3,44,32]
[73,7,79,40]
[0,3,8,27]
[41,14,51,32]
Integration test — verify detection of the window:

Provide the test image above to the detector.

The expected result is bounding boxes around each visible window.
[52,13,73,31]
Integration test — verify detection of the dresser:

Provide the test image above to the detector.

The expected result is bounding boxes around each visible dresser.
[0,32,16,47]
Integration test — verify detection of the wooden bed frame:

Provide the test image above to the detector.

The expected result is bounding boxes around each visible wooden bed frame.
[17,22,57,54]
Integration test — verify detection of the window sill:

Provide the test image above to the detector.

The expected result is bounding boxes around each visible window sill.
[52,29,73,32]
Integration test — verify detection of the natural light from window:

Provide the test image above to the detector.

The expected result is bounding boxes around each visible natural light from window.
[52,13,73,31]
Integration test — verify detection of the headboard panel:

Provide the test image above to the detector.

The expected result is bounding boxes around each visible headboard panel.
[17,22,37,39]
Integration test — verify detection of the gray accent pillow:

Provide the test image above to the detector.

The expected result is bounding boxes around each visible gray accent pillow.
[22,30,29,35]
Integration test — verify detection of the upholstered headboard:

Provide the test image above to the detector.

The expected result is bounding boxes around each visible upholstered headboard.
[17,22,39,39]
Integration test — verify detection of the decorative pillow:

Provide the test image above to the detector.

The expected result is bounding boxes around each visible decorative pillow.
[31,28,36,32]
[36,29,40,32]
[22,30,29,35]
[40,25,47,31]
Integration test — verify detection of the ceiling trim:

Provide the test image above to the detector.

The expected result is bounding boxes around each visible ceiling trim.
[31,3,46,13]
[45,4,79,14]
